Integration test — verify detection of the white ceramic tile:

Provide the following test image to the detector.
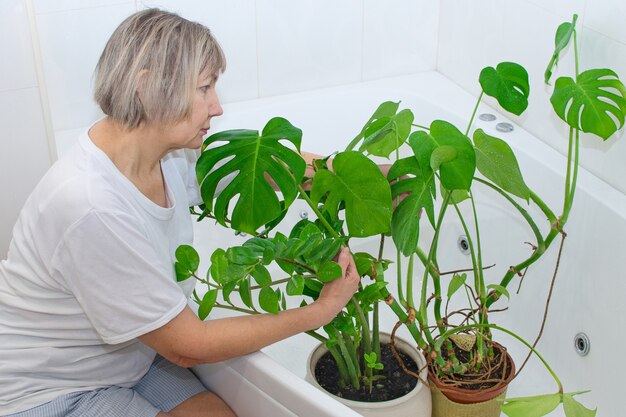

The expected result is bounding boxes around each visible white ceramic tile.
[0,88,51,258]
[137,0,258,104]
[584,0,626,46]
[523,0,586,20]
[256,0,363,97]
[363,0,439,80]
[0,0,38,91]
[32,0,133,14]
[36,3,134,132]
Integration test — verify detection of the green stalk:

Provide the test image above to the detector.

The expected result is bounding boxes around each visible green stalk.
[420,194,452,344]
[377,282,426,349]
[562,129,580,224]
[449,197,485,363]
[562,127,575,215]
[474,178,545,250]
[465,91,485,136]
[373,303,381,363]
[406,253,416,309]
[351,298,372,359]
[396,250,406,307]
[327,344,351,388]
[345,128,366,151]
[297,185,341,240]
[530,190,558,224]
[332,327,360,389]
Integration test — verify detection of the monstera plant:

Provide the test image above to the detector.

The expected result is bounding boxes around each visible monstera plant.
[176,15,624,416]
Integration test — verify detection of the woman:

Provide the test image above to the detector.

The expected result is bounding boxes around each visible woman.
[0,9,359,417]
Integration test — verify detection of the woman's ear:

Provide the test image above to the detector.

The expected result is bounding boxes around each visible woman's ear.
[135,69,149,98]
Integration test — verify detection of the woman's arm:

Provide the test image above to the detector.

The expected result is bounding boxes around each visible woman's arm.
[139,247,359,367]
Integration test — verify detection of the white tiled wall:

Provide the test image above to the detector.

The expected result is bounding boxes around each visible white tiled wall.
[0,0,439,255]
[0,0,51,257]
[437,0,626,195]
[31,0,440,153]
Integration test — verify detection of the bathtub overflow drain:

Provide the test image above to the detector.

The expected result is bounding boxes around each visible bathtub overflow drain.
[496,122,514,133]
[574,332,590,356]
[457,235,471,255]
[299,210,309,219]
[479,113,496,122]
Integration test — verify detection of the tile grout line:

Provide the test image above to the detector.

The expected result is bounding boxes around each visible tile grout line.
[25,0,57,163]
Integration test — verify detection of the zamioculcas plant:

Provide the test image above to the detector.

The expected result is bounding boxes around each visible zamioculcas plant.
[177,14,624,416]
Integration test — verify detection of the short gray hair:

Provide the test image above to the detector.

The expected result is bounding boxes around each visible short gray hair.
[94,8,226,129]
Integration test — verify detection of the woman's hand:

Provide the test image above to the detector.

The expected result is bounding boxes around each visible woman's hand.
[313,247,360,326]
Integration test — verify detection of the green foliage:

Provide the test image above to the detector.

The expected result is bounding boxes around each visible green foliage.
[174,244,199,282]
[410,121,476,191]
[198,289,218,320]
[183,13,623,411]
[550,69,626,140]
[447,273,467,298]
[388,156,435,256]
[563,393,596,417]
[479,62,530,115]
[545,14,578,84]
[474,129,530,201]
[501,393,562,417]
[311,151,393,237]
[196,117,306,234]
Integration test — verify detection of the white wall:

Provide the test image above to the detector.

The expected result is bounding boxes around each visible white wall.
[438,0,626,196]
[0,0,52,258]
[0,0,440,258]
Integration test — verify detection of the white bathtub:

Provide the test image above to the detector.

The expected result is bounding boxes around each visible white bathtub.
[191,71,626,417]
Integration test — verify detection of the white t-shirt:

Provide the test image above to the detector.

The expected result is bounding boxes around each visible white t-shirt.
[0,128,202,414]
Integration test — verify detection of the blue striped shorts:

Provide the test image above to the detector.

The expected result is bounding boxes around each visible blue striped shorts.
[6,355,207,417]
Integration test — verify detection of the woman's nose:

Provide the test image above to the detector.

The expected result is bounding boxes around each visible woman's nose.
[210,93,223,117]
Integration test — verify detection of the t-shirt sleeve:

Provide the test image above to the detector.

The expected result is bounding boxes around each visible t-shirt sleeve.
[52,210,187,345]
[165,148,237,208]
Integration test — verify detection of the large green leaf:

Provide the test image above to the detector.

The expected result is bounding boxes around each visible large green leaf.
[474,129,530,200]
[197,117,306,234]
[345,101,400,151]
[563,393,596,417]
[550,69,626,140]
[311,151,392,237]
[545,15,578,84]
[409,121,476,191]
[501,393,562,417]
[480,62,530,116]
[359,109,415,158]
[388,156,435,256]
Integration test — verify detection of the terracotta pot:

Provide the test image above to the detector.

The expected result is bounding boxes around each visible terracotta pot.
[428,342,515,417]
[305,333,432,417]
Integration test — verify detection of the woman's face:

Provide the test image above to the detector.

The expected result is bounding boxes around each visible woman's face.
[166,72,223,150]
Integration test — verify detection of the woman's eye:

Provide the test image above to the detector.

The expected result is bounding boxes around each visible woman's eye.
[199,85,210,93]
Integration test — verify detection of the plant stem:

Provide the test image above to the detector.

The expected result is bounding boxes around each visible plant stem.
[412,123,430,130]
[420,194,452,344]
[406,253,416,309]
[333,327,360,389]
[474,178,545,250]
[351,298,372,358]
[373,303,381,362]
[465,91,485,136]
[297,184,341,240]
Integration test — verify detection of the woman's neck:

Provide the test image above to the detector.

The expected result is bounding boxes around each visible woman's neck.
[89,118,170,207]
